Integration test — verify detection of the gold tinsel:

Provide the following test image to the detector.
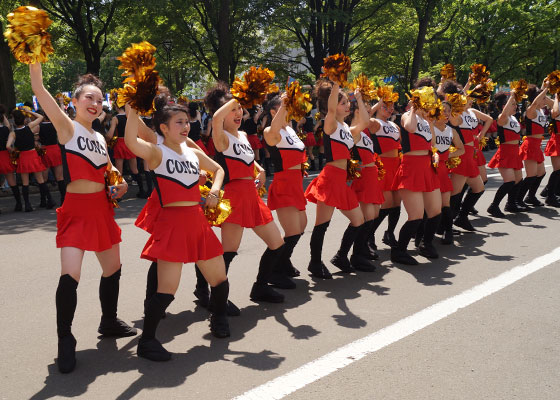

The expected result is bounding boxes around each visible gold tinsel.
[117,41,156,76]
[107,136,118,149]
[440,64,456,81]
[447,93,467,116]
[470,64,491,85]
[19,105,34,118]
[199,185,232,226]
[376,85,399,104]
[510,79,528,103]
[467,80,496,104]
[346,159,361,181]
[4,6,54,64]
[285,80,312,122]
[445,156,461,169]
[301,161,310,176]
[408,86,439,114]
[10,150,19,166]
[428,98,445,120]
[56,93,71,106]
[478,136,488,150]
[494,138,500,147]
[253,165,268,197]
[348,73,377,102]
[547,70,560,95]
[231,66,279,109]
[105,166,124,208]
[177,95,189,105]
[374,154,386,181]
[321,53,351,87]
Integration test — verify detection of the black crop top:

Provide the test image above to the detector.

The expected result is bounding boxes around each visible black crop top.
[39,122,58,146]
[0,125,10,149]
[188,120,202,142]
[14,126,35,151]
[116,114,127,137]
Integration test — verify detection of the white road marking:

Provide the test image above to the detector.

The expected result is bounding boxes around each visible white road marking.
[234,247,560,400]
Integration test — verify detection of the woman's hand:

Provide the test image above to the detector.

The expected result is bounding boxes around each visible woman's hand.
[255,169,266,189]
[111,181,128,200]
[198,170,208,185]
[204,192,219,209]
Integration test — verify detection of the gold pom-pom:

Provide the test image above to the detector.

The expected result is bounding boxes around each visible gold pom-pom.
[177,95,189,105]
[374,154,386,181]
[19,105,34,118]
[117,41,156,76]
[470,64,491,85]
[494,138,500,147]
[447,93,467,116]
[109,89,119,105]
[285,80,312,122]
[231,66,278,109]
[440,64,456,81]
[301,161,310,176]
[376,85,399,104]
[4,6,54,64]
[321,53,351,86]
[346,159,361,181]
[105,167,124,208]
[510,79,528,103]
[445,156,461,169]
[107,136,118,149]
[547,70,560,95]
[428,99,445,120]
[467,80,496,104]
[348,73,377,102]
[56,93,71,106]
[407,86,438,113]
[10,150,20,166]
[117,70,161,114]
[478,136,488,150]
[199,185,232,226]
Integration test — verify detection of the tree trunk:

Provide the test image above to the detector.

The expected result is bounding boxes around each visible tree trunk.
[409,1,437,89]
[0,20,16,109]
[217,0,231,83]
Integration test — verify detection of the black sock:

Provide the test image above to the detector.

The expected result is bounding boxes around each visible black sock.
[460,190,484,217]
[423,214,442,245]
[353,220,373,256]
[145,262,158,302]
[441,206,453,233]
[459,183,468,203]
[507,182,521,205]
[210,280,229,316]
[223,252,237,274]
[256,245,284,284]
[396,219,422,251]
[39,182,53,203]
[450,193,463,217]
[516,177,532,202]
[492,181,514,206]
[372,208,389,234]
[281,234,302,271]
[195,264,208,293]
[99,268,121,320]
[56,274,78,338]
[22,185,30,205]
[547,170,560,198]
[528,174,545,198]
[57,180,67,204]
[310,221,330,263]
[387,206,401,234]
[337,224,361,257]
[142,293,174,340]
[415,213,427,242]
[10,185,21,205]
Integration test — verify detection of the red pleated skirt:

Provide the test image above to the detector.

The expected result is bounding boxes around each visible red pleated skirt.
[56,191,121,252]
[141,205,223,263]
[113,138,136,160]
[16,149,46,173]
[392,154,440,192]
[380,156,401,192]
[519,137,544,163]
[267,169,306,211]
[488,143,523,170]
[135,191,161,234]
[248,134,263,150]
[195,139,209,155]
[544,133,560,157]
[305,165,359,210]
[450,145,479,178]
[304,132,316,147]
[0,150,15,174]
[351,165,384,204]
[41,144,62,168]
[437,161,453,193]
[222,179,273,227]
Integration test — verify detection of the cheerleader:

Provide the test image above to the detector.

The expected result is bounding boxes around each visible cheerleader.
[263,94,307,287]
[0,108,22,211]
[125,98,230,362]
[517,82,551,206]
[6,108,55,211]
[107,105,147,197]
[433,101,465,244]
[441,81,492,231]
[38,113,66,204]
[188,102,209,155]
[391,81,441,265]
[29,63,136,374]
[195,82,287,306]
[243,106,263,162]
[487,92,524,216]
[542,93,560,206]
[368,99,402,250]
[305,81,369,278]
[343,99,384,271]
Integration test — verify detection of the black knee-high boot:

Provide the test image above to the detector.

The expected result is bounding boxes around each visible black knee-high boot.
[10,185,22,211]
[488,181,514,217]
[545,170,560,206]
[450,192,463,218]
[209,280,230,338]
[57,180,67,205]
[350,221,377,271]
[145,261,158,302]
[56,274,78,373]
[98,268,137,337]
[419,214,442,259]
[455,190,484,231]
[22,185,32,212]
[391,219,422,265]
[331,223,361,272]
[195,252,240,316]
[525,174,544,206]
[250,246,285,303]
[383,206,401,246]
[138,292,174,361]
[39,182,55,209]
[371,208,390,250]
[283,234,302,277]
[505,181,522,212]
[414,213,427,248]
[269,239,298,289]
[441,206,454,245]
[308,221,332,279]
[516,177,532,204]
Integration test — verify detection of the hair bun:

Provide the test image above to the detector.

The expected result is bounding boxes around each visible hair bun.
[153,93,169,112]
[204,81,232,114]
[74,73,103,91]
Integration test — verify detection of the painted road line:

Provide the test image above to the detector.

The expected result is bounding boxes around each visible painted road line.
[234,246,560,400]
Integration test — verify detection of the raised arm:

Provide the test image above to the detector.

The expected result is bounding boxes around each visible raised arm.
[124,108,161,168]
[29,63,73,144]
[26,110,44,130]
[526,83,549,119]
[349,89,369,137]
[264,95,287,146]
[212,99,238,152]
[323,83,340,135]
[497,95,516,126]
[471,109,493,138]
[400,107,418,133]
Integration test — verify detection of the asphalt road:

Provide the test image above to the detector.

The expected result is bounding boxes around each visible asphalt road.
[1,150,559,400]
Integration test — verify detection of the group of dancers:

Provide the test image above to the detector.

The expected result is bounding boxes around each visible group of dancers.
[3,60,557,374]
